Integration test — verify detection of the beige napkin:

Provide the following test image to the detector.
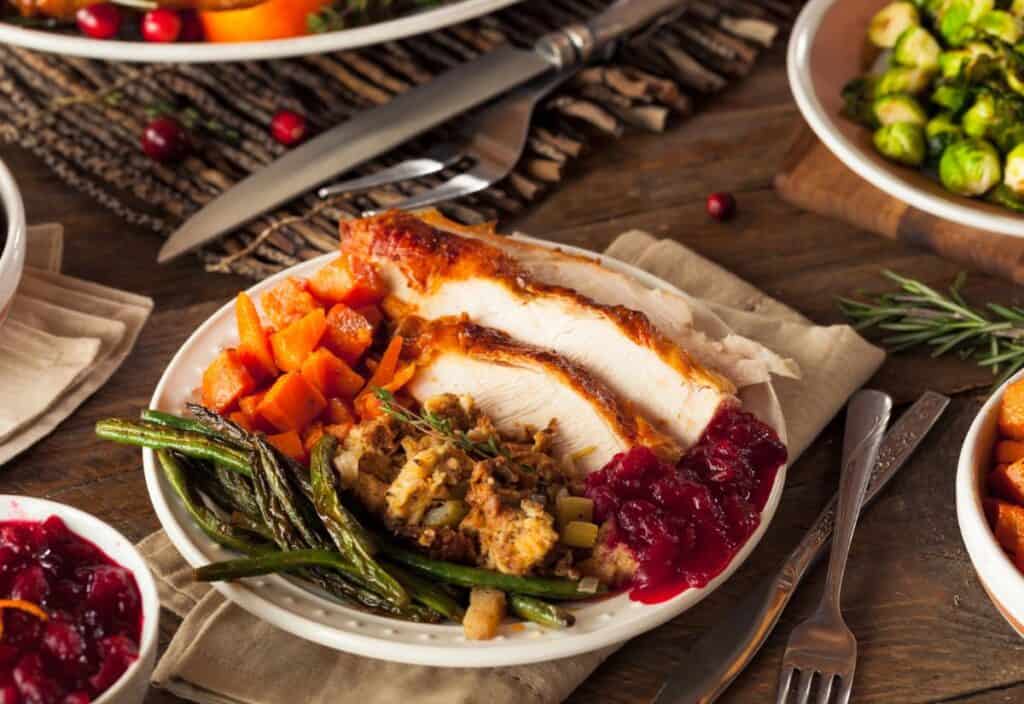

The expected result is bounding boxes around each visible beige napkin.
[141,232,885,704]
[0,224,153,465]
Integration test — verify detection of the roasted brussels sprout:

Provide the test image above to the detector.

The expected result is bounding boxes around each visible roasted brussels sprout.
[875,66,935,96]
[869,2,921,48]
[842,77,878,126]
[930,80,971,111]
[874,122,927,165]
[1013,0,1024,18]
[976,10,1024,43]
[938,138,1002,194]
[874,93,929,125]
[994,122,1024,152]
[939,49,971,78]
[962,92,999,137]
[1003,143,1024,193]
[893,26,943,70]
[925,112,965,157]
[937,0,989,45]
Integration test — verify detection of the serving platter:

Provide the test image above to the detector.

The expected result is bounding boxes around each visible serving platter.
[142,236,788,668]
[0,0,522,63]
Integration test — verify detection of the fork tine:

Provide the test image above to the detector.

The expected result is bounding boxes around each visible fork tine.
[776,667,795,704]
[795,669,815,704]
[815,674,835,704]
[835,677,854,704]
[365,162,502,215]
[317,143,462,198]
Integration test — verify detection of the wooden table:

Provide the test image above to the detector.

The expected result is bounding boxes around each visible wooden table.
[3,38,1023,704]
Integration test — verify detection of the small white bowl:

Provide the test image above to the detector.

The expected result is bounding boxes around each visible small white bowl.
[957,371,1024,638]
[0,159,26,329]
[0,496,160,704]
[789,0,1024,239]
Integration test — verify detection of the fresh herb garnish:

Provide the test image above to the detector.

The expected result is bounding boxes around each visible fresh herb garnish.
[839,270,1024,385]
[373,388,533,472]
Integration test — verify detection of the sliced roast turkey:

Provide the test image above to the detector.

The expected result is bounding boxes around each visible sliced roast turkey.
[342,211,739,449]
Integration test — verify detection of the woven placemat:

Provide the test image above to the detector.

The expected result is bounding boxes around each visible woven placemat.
[0,0,796,278]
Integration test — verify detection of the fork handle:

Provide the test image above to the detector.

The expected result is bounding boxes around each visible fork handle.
[822,390,892,614]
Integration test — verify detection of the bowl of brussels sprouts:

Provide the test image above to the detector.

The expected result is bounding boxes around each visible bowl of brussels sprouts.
[789,0,1024,237]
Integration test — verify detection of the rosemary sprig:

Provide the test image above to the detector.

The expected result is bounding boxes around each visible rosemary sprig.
[373,388,533,472]
[839,270,1024,385]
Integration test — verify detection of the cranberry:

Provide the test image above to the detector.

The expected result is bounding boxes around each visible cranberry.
[0,684,18,704]
[42,621,86,670]
[271,110,308,147]
[88,637,137,692]
[141,117,189,163]
[63,694,89,704]
[11,566,49,604]
[141,9,182,43]
[75,4,121,40]
[178,10,204,41]
[706,192,736,221]
[85,566,138,621]
[13,654,60,704]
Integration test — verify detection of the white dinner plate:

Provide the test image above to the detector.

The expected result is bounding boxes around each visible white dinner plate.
[0,0,522,63]
[142,237,788,668]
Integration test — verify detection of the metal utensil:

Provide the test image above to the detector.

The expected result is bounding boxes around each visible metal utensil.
[652,391,949,704]
[158,0,684,263]
[317,66,579,212]
[775,389,892,704]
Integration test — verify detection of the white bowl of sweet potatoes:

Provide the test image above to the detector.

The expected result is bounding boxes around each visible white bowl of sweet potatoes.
[958,370,1024,637]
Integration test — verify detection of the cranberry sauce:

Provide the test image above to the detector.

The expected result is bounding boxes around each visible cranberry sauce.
[585,406,786,604]
[0,517,142,704]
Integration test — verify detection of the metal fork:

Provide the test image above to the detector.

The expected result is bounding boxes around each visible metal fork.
[776,389,893,704]
[317,66,579,212]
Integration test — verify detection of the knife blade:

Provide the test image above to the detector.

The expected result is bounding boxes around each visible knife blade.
[652,391,950,704]
[158,0,685,263]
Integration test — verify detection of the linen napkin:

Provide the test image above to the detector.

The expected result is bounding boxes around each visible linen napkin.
[0,224,153,465]
[141,231,885,704]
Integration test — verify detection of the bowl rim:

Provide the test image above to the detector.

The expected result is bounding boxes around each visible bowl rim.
[787,0,1024,239]
[956,369,1024,633]
[0,159,26,317]
[0,494,161,703]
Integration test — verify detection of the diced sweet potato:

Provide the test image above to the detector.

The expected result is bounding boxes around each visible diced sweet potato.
[354,304,383,330]
[307,255,386,307]
[201,349,256,414]
[325,398,354,426]
[301,348,365,400]
[303,423,325,452]
[238,391,267,419]
[270,308,327,372]
[229,411,255,433]
[996,441,1024,464]
[990,461,1024,505]
[322,304,374,365]
[257,372,327,433]
[1000,378,1024,440]
[235,292,277,381]
[325,423,352,441]
[260,277,320,331]
[986,498,1024,555]
[267,430,308,464]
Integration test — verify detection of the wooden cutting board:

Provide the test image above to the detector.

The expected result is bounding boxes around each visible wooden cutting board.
[774,125,1024,284]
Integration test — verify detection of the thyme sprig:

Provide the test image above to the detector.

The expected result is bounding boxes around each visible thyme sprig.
[373,388,532,472]
[839,270,1024,385]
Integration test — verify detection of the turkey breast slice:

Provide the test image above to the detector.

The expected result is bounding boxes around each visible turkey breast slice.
[341,211,739,449]
[415,210,801,389]
[400,317,676,473]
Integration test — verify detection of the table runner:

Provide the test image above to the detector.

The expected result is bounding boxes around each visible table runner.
[0,0,796,279]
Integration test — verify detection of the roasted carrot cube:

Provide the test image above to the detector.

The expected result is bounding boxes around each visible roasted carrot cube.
[990,461,1024,505]
[270,308,327,373]
[1000,378,1024,440]
[364,335,403,392]
[322,304,375,365]
[229,411,255,433]
[986,498,1024,555]
[201,349,256,414]
[996,441,1024,464]
[260,277,320,330]
[238,391,267,419]
[301,348,364,400]
[325,397,354,426]
[307,255,386,307]
[382,363,417,393]
[235,292,278,381]
[257,372,326,433]
[267,430,308,464]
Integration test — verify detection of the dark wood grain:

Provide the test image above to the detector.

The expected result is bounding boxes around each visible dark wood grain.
[4,39,1024,704]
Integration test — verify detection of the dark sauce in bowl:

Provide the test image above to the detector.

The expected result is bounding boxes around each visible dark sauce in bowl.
[0,517,143,704]
[586,407,787,604]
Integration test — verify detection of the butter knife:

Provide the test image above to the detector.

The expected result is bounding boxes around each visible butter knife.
[652,391,950,704]
[157,0,684,264]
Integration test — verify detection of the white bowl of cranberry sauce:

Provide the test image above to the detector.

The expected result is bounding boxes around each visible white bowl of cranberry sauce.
[0,496,159,704]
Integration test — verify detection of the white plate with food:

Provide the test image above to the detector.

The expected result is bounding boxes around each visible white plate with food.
[121,211,791,667]
[0,0,522,63]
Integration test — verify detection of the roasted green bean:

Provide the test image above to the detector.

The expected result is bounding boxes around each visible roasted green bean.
[508,594,575,629]
[96,419,252,476]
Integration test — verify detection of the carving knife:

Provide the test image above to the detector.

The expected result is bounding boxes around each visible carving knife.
[652,391,950,704]
[158,0,684,263]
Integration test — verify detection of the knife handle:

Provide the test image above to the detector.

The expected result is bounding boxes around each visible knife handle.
[534,0,684,66]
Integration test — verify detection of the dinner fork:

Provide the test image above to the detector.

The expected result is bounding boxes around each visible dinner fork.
[317,66,579,212]
[776,389,892,704]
